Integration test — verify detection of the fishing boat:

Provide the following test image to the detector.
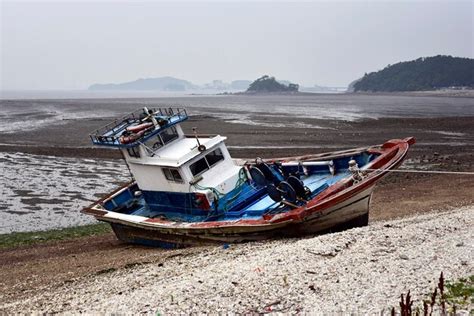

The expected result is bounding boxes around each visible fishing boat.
[82,107,415,248]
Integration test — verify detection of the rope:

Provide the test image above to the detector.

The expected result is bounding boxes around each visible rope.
[192,167,248,213]
[365,168,474,175]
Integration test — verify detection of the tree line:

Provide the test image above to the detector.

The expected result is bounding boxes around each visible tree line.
[353,55,474,92]
[247,75,299,92]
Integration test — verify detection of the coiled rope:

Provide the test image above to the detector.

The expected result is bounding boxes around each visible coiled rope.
[192,168,248,212]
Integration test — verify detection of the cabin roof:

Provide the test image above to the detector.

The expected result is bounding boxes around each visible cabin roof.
[130,135,227,167]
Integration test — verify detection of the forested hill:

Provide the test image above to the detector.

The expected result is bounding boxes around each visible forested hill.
[353,55,474,92]
[246,75,299,93]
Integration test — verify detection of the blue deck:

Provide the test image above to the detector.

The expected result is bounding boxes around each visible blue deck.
[221,171,348,220]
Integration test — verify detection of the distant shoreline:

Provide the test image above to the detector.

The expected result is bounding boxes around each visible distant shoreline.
[353,89,474,98]
[226,90,474,98]
[2,89,473,100]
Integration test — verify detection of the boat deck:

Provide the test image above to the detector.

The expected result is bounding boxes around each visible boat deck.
[124,170,350,222]
[218,171,350,220]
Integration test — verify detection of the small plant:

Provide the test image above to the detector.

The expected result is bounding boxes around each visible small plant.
[444,275,474,307]
[393,272,473,315]
[399,290,414,316]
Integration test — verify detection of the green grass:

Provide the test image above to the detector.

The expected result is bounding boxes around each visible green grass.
[0,223,112,250]
[445,275,474,307]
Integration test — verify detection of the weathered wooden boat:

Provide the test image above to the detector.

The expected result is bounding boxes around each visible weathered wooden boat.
[82,107,415,248]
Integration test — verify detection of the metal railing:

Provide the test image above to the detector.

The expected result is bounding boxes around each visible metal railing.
[89,107,188,146]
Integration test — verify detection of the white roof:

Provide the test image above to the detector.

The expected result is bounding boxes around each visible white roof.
[133,135,227,167]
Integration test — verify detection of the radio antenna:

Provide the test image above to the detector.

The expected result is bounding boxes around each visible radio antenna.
[193,127,206,152]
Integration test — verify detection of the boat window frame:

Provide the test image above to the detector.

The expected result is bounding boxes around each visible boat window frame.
[160,126,179,145]
[144,126,179,156]
[205,148,224,167]
[189,156,209,177]
[189,147,225,177]
[144,134,164,155]
[126,146,140,158]
[162,167,183,183]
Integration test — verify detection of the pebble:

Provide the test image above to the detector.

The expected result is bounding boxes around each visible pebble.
[399,254,409,260]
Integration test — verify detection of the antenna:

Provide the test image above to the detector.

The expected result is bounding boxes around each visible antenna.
[193,127,206,152]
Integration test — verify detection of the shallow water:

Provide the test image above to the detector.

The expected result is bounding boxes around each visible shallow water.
[1,94,473,134]
[0,152,129,233]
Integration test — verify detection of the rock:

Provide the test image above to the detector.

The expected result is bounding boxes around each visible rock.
[399,254,409,260]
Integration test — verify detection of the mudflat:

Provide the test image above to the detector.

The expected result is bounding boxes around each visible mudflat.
[1,112,473,218]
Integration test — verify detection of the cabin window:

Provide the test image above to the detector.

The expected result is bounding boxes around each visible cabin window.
[126,147,140,158]
[189,148,225,176]
[162,168,183,182]
[143,126,178,156]
[205,148,224,167]
[190,157,209,176]
[144,135,163,153]
[160,126,179,144]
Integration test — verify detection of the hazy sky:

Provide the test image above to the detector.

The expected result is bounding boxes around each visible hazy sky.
[1,1,472,90]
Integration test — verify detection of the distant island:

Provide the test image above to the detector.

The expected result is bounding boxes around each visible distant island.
[353,55,474,92]
[88,76,197,91]
[245,75,299,93]
[88,77,253,92]
[88,76,344,94]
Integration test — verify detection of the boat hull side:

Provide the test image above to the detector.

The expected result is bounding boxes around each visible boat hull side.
[108,220,290,247]
[284,185,373,235]
[101,186,373,246]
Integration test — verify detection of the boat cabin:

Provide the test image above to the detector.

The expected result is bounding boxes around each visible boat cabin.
[90,108,247,218]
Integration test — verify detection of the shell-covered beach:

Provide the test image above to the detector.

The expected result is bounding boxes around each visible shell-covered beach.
[1,207,472,313]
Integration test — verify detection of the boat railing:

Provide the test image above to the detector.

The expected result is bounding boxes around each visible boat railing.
[90,107,188,146]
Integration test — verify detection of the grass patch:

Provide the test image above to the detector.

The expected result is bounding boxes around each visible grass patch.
[0,223,112,250]
[445,275,474,307]
[394,273,474,315]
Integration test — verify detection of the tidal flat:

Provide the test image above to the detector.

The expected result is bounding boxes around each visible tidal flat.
[0,94,473,233]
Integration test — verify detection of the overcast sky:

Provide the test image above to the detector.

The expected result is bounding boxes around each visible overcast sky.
[1,1,472,90]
